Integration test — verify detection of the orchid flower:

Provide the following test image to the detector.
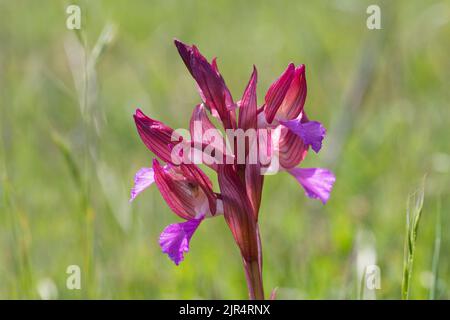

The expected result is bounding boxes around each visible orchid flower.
[130,39,335,299]
[130,109,220,265]
[257,63,335,203]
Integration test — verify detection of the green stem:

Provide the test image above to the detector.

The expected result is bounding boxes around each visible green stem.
[402,255,414,299]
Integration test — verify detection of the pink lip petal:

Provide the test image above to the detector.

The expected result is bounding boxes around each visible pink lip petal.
[129,167,155,202]
[288,167,335,204]
[281,118,326,153]
[159,216,204,265]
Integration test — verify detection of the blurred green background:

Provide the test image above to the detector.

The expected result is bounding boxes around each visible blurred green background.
[0,0,449,299]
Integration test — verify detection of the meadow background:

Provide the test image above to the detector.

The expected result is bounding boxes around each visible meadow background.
[0,0,449,299]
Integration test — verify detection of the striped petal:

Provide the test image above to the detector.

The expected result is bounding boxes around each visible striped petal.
[174,39,234,128]
[238,66,258,131]
[153,160,217,219]
[264,63,295,124]
[133,109,182,164]
[276,65,306,121]
[272,126,308,170]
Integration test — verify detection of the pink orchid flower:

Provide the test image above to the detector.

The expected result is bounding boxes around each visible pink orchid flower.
[130,39,335,299]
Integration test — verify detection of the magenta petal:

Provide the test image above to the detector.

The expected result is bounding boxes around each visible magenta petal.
[245,161,264,219]
[153,160,197,220]
[153,159,217,219]
[281,119,326,153]
[130,167,155,202]
[133,109,182,163]
[264,63,295,124]
[174,40,234,129]
[238,66,258,131]
[276,65,306,121]
[159,217,203,265]
[288,168,335,204]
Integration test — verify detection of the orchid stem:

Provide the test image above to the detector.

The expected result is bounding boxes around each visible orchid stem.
[243,214,265,299]
[243,226,265,300]
[243,259,265,300]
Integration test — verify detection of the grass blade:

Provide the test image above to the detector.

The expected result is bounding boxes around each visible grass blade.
[429,197,441,300]
[401,178,425,299]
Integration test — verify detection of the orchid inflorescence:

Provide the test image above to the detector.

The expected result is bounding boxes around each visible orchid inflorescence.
[130,39,335,299]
